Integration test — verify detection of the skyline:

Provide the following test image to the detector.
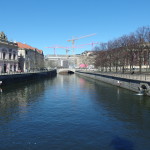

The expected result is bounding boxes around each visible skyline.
[0,0,150,55]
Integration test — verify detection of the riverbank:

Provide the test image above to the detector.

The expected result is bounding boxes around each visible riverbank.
[75,70,150,96]
[0,69,57,86]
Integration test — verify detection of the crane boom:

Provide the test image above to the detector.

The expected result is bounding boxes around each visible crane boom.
[67,33,96,42]
[77,42,99,49]
[77,42,99,46]
[67,33,96,55]
[45,45,62,56]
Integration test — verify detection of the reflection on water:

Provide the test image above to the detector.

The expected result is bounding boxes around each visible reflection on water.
[0,74,150,150]
[135,93,144,96]
[0,78,56,124]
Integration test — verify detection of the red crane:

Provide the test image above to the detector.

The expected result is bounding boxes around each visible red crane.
[78,42,99,50]
[60,46,83,56]
[67,33,96,54]
[63,47,70,56]
[45,45,62,56]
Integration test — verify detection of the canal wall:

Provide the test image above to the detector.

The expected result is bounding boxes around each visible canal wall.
[0,70,57,86]
[75,71,150,96]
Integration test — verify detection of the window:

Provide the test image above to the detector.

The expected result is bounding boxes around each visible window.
[3,52,6,60]
[9,53,11,60]
[14,65,16,72]
[13,54,16,60]
[10,65,12,71]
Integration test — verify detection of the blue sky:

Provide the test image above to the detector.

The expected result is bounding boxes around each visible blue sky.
[0,0,150,55]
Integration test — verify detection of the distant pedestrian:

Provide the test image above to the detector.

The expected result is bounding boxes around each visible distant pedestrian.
[131,68,135,74]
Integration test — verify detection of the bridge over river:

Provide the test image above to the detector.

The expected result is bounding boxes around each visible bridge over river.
[57,68,75,74]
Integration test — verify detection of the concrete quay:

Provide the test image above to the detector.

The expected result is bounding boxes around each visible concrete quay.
[0,69,57,86]
[75,70,150,96]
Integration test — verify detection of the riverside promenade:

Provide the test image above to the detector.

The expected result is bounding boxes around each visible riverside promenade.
[0,69,57,86]
[77,69,150,82]
[94,72,150,82]
[76,70,150,96]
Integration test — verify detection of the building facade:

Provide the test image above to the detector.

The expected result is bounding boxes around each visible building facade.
[45,52,97,69]
[0,32,18,73]
[45,55,78,69]
[76,51,97,68]
[17,42,44,72]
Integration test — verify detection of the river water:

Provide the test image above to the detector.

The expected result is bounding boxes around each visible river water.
[0,74,150,150]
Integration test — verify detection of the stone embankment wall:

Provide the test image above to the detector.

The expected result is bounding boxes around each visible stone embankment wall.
[0,70,57,86]
[75,71,150,96]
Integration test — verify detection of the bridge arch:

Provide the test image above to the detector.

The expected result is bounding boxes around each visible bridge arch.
[57,69,75,74]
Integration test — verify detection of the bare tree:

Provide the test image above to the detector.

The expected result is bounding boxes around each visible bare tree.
[94,26,150,74]
[135,27,148,73]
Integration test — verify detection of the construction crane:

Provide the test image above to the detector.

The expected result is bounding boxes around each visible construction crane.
[60,46,83,56]
[45,46,77,56]
[58,46,70,56]
[45,45,62,56]
[78,42,99,50]
[67,33,96,54]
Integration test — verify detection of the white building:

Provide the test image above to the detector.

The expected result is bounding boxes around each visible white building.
[0,32,18,73]
[17,42,44,72]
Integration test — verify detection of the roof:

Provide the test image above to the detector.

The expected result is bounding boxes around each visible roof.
[17,42,35,50]
[17,42,43,54]
[36,49,43,54]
